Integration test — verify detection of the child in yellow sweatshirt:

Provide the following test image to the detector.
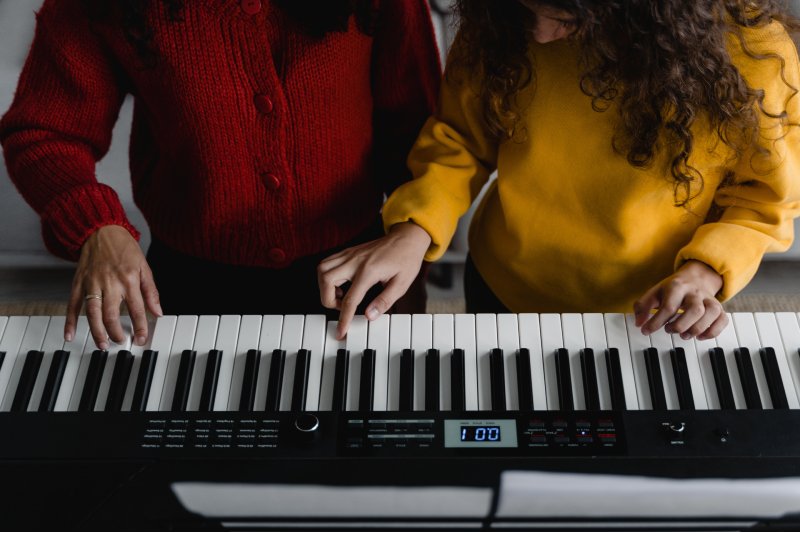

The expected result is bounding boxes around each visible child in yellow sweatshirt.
[319,0,800,340]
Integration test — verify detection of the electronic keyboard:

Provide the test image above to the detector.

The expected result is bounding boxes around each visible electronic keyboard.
[2,312,800,530]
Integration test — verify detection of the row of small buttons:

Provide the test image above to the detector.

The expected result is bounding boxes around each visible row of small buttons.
[524,418,617,447]
[141,418,280,449]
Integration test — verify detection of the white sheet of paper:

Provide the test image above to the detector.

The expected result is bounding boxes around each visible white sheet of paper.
[172,483,493,518]
[497,471,800,518]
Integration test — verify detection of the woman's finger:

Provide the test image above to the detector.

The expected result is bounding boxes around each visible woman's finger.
[102,288,126,344]
[336,271,380,339]
[84,288,108,349]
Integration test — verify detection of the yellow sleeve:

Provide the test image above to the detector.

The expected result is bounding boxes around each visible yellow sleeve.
[381,32,499,261]
[676,24,800,300]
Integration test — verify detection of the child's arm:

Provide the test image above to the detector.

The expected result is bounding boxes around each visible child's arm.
[637,24,800,338]
[635,260,727,340]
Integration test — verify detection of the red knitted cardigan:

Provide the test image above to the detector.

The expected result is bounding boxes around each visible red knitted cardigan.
[0,0,440,267]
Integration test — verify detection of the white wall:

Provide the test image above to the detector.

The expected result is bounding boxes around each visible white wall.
[0,0,798,267]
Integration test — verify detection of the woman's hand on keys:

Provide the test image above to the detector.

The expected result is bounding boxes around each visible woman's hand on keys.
[318,222,431,340]
[65,225,163,349]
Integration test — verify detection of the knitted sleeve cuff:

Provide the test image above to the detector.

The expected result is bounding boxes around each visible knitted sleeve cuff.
[40,183,139,261]
[674,223,772,302]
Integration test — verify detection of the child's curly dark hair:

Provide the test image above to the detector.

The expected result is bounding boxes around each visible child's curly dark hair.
[451,0,800,207]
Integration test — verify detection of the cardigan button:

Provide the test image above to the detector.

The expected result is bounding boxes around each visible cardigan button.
[240,0,261,15]
[254,93,273,114]
[261,173,281,191]
[268,248,286,263]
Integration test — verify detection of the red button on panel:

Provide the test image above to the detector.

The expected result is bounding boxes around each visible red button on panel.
[261,173,281,191]
[254,94,273,114]
[240,0,262,15]
[268,248,286,263]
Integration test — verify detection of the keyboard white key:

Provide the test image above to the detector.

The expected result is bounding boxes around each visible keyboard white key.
[27,316,66,412]
[604,314,639,410]
[278,315,305,412]
[411,314,433,411]
[561,313,586,411]
[670,331,709,410]
[93,317,133,411]
[497,314,520,411]
[732,312,772,409]
[301,315,327,411]
[475,314,498,410]
[758,313,800,408]
[518,314,546,410]
[121,316,156,412]
[433,314,454,411]
[319,320,344,411]
[694,334,721,410]
[387,315,411,412]
[540,313,563,410]
[715,314,747,409]
[649,327,679,410]
[54,316,91,412]
[454,314,478,411]
[368,314,391,411]
[185,315,220,411]
[212,315,241,411]
[253,316,283,411]
[583,313,611,410]
[625,313,653,410]
[67,328,103,412]
[158,315,198,411]
[145,315,178,411]
[345,316,368,411]
[226,315,262,410]
[1,316,48,411]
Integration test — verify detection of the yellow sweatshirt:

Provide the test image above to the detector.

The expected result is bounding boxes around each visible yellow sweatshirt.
[382,22,800,313]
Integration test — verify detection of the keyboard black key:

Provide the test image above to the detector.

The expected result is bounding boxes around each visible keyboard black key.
[292,349,311,411]
[734,348,762,410]
[399,348,414,411]
[760,347,789,409]
[331,348,349,412]
[11,350,44,412]
[131,350,158,412]
[359,349,376,412]
[670,348,695,410]
[580,348,600,411]
[171,349,196,412]
[79,350,108,412]
[238,349,260,412]
[39,349,69,412]
[199,349,223,412]
[605,348,626,410]
[265,349,286,412]
[425,349,440,411]
[710,347,736,410]
[451,349,466,411]
[516,348,533,411]
[489,348,506,410]
[555,348,573,411]
[644,347,667,410]
[0,351,5,372]
[105,350,134,412]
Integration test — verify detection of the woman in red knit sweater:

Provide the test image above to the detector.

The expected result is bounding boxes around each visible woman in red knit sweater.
[0,0,440,349]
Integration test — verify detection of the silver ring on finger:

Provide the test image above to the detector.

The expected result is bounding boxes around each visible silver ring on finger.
[84,294,103,302]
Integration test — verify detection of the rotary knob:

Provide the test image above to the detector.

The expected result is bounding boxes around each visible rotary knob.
[294,413,320,435]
